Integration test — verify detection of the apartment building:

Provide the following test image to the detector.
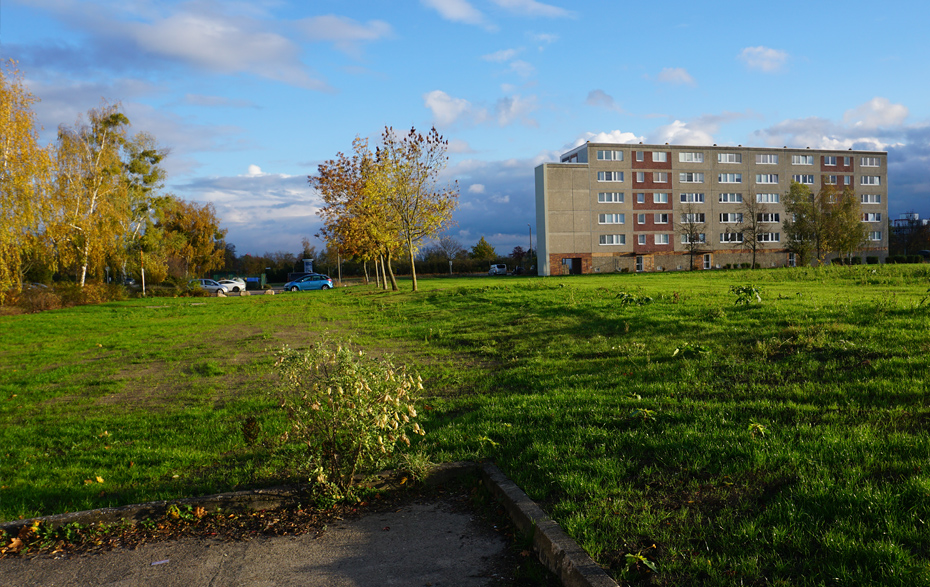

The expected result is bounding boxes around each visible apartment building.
[534,143,888,275]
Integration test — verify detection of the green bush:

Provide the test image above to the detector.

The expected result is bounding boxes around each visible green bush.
[271,341,425,497]
[866,256,879,264]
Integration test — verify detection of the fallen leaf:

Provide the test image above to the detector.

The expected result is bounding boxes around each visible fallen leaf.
[6,537,23,553]
[96,476,104,484]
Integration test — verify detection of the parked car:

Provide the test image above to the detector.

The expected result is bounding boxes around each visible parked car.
[918,250,930,259]
[188,279,229,294]
[284,273,333,292]
[489,264,507,276]
[218,278,246,292]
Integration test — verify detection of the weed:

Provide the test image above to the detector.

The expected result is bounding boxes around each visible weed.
[730,284,763,305]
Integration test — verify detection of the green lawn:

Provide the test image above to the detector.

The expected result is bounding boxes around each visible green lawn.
[2,265,929,585]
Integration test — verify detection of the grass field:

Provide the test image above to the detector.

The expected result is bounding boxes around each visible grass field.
[2,265,929,585]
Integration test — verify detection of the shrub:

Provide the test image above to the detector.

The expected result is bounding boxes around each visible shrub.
[851,257,863,265]
[271,341,425,497]
[866,256,879,265]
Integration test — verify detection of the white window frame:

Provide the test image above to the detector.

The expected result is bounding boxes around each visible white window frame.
[679,152,704,163]
[756,193,780,204]
[755,174,779,184]
[637,235,646,245]
[636,213,646,225]
[758,232,780,243]
[720,213,743,223]
[599,234,626,245]
[635,255,644,271]
[597,171,624,182]
[861,176,881,186]
[654,172,669,183]
[596,150,624,161]
[718,173,742,183]
[720,232,744,243]
[681,233,706,244]
[757,213,780,223]
[862,213,882,222]
[635,172,645,183]
[844,156,852,166]
[679,172,704,183]
[792,155,814,165]
[869,231,882,241]
[598,213,625,225]
[861,194,881,204]
[654,234,669,245]
[792,174,814,184]
[824,156,837,166]
[861,157,880,167]
[598,192,624,203]
[654,213,669,224]
[681,213,706,223]
[680,193,705,203]
[755,154,779,164]
[652,151,668,162]
[653,192,668,204]
[718,193,743,203]
[635,151,644,162]
[824,175,837,185]
[718,153,742,164]
[844,175,853,186]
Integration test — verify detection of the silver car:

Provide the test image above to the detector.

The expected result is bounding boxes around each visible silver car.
[188,279,229,294]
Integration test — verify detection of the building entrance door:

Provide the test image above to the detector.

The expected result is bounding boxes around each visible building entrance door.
[569,258,582,274]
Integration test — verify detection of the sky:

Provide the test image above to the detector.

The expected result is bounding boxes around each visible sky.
[2,0,929,258]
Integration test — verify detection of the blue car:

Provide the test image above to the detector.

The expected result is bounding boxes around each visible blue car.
[284,274,333,292]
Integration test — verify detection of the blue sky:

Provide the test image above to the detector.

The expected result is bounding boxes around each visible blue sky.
[2,0,928,257]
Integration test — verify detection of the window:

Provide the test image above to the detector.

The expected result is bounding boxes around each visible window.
[718,153,742,163]
[792,155,814,165]
[869,231,882,241]
[824,156,837,166]
[598,192,624,203]
[703,253,712,270]
[720,213,743,223]
[720,232,744,243]
[758,213,780,223]
[756,154,779,164]
[788,252,796,267]
[758,232,781,242]
[843,156,851,166]
[636,255,644,271]
[681,233,706,244]
[681,213,705,223]
[655,234,669,245]
[636,192,645,203]
[652,152,668,162]
[792,174,814,184]
[598,213,625,224]
[654,172,669,183]
[679,152,704,163]
[653,192,668,204]
[755,174,779,184]
[596,150,624,161]
[861,156,880,167]
[654,213,669,224]
[825,175,837,185]
[756,193,780,203]
[635,151,644,162]
[599,234,626,245]
[844,175,853,186]
[635,172,645,183]
[679,172,704,183]
[861,194,881,204]
[862,212,882,222]
[718,193,743,203]
[637,213,646,224]
[597,171,624,182]
[861,175,881,185]
[718,173,742,183]
[637,235,646,245]
[680,192,705,203]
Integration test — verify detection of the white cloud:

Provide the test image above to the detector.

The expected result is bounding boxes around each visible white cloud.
[469,184,486,193]
[586,89,625,113]
[738,46,788,73]
[571,130,643,147]
[420,0,492,28]
[509,60,535,77]
[297,15,393,57]
[495,94,538,126]
[490,194,510,203]
[528,32,559,48]
[490,0,575,18]
[647,120,713,145]
[423,90,487,126]
[448,138,476,154]
[656,67,695,86]
[843,97,909,130]
[482,48,521,62]
[247,165,263,176]
[183,94,256,108]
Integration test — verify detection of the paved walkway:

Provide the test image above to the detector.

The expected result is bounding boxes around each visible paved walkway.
[0,499,513,587]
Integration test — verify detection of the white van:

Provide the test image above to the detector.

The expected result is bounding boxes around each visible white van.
[488,264,507,276]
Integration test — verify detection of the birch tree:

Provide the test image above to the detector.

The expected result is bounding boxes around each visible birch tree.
[0,61,53,300]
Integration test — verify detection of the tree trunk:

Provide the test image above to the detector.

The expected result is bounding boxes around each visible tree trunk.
[385,251,398,291]
[377,255,385,289]
[407,237,418,292]
[363,260,369,285]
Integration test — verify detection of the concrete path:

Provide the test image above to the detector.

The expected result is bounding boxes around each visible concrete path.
[0,500,511,587]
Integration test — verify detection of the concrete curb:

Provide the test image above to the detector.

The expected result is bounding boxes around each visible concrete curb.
[480,463,619,587]
[1,461,617,587]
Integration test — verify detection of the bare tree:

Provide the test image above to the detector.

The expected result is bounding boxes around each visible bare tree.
[678,204,707,270]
